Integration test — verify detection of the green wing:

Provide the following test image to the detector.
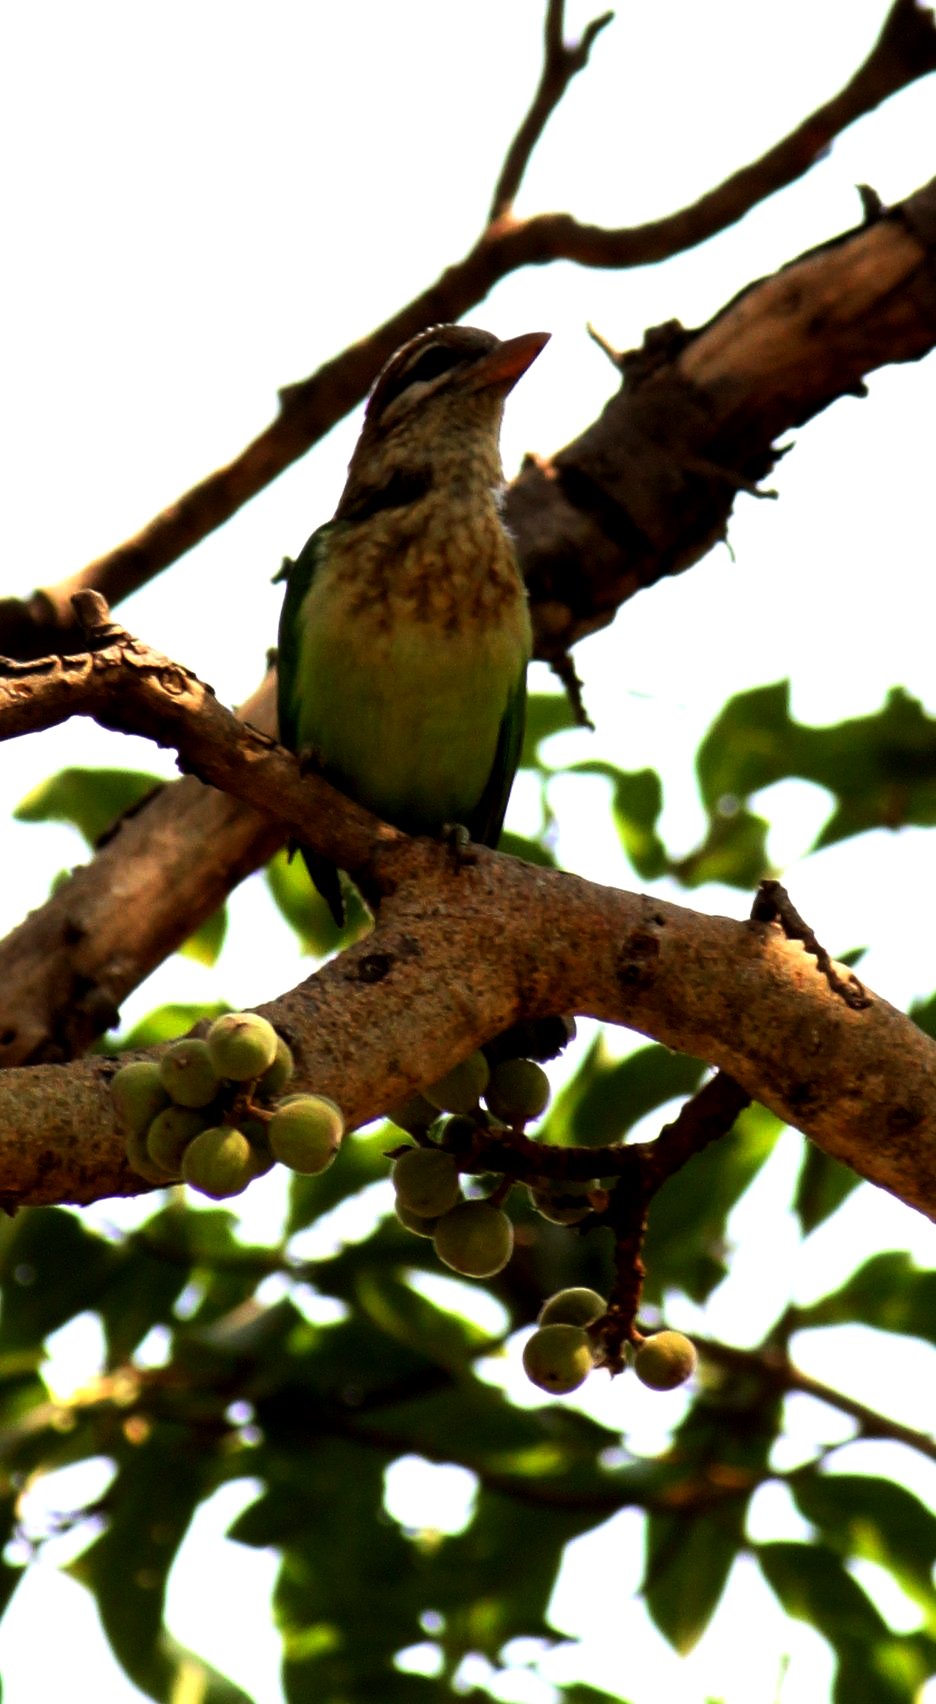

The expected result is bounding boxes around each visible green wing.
[275,524,345,927]
[466,664,527,849]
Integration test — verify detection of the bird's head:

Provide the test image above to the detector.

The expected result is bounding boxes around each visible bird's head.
[336,324,549,520]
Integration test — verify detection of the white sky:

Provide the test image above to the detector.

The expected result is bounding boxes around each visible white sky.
[0,4,934,1702]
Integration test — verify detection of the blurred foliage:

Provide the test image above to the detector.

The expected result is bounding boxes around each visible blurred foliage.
[2,682,934,1703]
[15,767,228,966]
[521,683,936,890]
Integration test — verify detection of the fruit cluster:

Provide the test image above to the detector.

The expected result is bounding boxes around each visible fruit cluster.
[524,1289,697,1396]
[391,1046,697,1400]
[389,1047,555,1281]
[110,1012,343,1199]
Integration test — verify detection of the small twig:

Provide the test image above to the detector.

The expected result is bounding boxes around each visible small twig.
[753,879,871,1010]
[586,320,625,369]
[488,0,614,223]
[3,4,932,655]
[645,1070,753,1189]
[549,648,594,728]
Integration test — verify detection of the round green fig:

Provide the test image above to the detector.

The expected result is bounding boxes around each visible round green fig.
[257,1034,295,1098]
[523,1324,594,1395]
[267,1095,344,1174]
[159,1039,220,1108]
[146,1105,208,1175]
[433,1200,513,1278]
[394,1199,441,1238]
[424,1051,490,1116]
[125,1124,177,1185]
[485,1059,550,1125]
[538,1286,606,1328]
[385,1091,440,1136]
[182,1125,255,1199]
[634,1331,698,1391]
[392,1147,461,1217]
[206,1012,279,1082]
[111,1061,169,1136]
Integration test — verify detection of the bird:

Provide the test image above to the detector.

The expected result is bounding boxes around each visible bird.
[276,322,549,926]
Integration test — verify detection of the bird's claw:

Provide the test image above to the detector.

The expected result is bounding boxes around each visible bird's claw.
[298,743,328,777]
[441,822,476,870]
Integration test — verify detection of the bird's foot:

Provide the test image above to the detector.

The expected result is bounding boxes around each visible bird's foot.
[297,742,329,778]
[441,821,477,871]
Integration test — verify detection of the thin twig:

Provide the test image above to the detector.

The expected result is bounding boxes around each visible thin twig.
[3,1,933,659]
[488,0,614,222]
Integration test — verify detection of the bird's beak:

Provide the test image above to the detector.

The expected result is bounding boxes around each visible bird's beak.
[466,330,551,394]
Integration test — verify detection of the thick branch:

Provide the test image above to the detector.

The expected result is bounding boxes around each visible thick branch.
[2,181,936,1066]
[0,638,934,1218]
[2,2,932,659]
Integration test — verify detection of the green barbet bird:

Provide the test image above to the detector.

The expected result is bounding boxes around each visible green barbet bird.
[276,323,549,923]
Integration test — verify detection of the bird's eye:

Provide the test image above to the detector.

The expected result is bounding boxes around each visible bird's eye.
[371,343,467,417]
[400,345,466,388]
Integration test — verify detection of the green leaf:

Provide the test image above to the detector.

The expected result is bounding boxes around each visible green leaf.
[697,682,936,853]
[791,1252,936,1342]
[545,1040,706,1149]
[758,1542,935,1702]
[352,1270,495,1371]
[499,829,557,868]
[670,805,772,889]
[642,1101,781,1303]
[15,768,163,846]
[68,1427,221,1699]
[909,990,936,1042]
[287,1127,393,1235]
[520,693,579,769]
[792,1474,936,1618]
[177,904,228,966]
[106,1001,231,1050]
[758,1538,888,1643]
[571,762,666,880]
[266,846,355,955]
[95,1238,190,1368]
[0,1209,118,1351]
[645,1504,742,1652]
[793,1144,861,1233]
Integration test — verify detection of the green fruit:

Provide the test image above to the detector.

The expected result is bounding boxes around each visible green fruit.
[394,1199,441,1238]
[538,1286,606,1328]
[634,1331,698,1391]
[528,1182,593,1224]
[245,1142,276,1179]
[523,1324,594,1395]
[111,1061,169,1136]
[125,1125,177,1185]
[159,1039,220,1108]
[485,1059,550,1125]
[257,1034,295,1098]
[206,1011,278,1081]
[424,1051,489,1115]
[392,1147,461,1217]
[385,1091,440,1135]
[267,1095,344,1174]
[146,1105,207,1175]
[182,1125,255,1199]
[433,1200,513,1278]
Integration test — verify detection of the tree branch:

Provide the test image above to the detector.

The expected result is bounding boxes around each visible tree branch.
[2,2,932,659]
[2,179,935,1068]
[1,628,935,1218]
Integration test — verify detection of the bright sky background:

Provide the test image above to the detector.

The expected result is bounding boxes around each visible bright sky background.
[1,4,935,1702]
